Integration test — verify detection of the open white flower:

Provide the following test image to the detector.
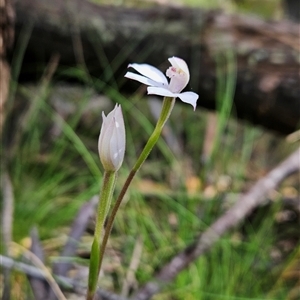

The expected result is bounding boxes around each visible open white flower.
[125,56,199,110]
[98,104,126,172]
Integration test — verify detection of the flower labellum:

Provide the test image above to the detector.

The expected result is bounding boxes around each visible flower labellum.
[98,104,126,171]
[124,56,199,110]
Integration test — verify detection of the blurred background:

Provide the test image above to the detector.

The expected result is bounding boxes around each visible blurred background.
[1,0,299,299]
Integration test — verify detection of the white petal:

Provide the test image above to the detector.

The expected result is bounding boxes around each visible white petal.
[167,73,189,93]
[177,91,199,110]
[147,86,177,98]
[127,63,168,85]
[148,87,199,110]
[124,72,161,87]
[168,57,189,78]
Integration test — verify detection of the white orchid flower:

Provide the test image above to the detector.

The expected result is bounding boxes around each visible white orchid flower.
[98,104,126,172]
[125,56,199,110]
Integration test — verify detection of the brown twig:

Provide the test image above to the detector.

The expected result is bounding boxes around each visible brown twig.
[133,147,300,300]
[10,242,67,300]
[0,254,128,300]
[27,227,48,300]
[121,236,144,297]
[47,196,98,300]
[52,196,98,277]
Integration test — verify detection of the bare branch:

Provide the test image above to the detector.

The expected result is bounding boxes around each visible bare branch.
[48,196,98,300]
[52,196,98,277]
[133,147,300,300]
[28,227,48,300]
[121,236,144,297]
[0,255,128,300]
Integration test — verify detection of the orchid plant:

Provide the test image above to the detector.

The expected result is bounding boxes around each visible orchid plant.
[125,56,198,110]
[87,105,125,300]
[87,57,198,300]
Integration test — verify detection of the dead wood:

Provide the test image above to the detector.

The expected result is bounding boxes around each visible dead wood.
[11,0,300,134]
[0,255,128,300]
[47,196,98,300]
[28,228,48,300]
[132,146,300,300]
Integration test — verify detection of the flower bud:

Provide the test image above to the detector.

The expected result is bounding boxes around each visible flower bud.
[98,104,126,171]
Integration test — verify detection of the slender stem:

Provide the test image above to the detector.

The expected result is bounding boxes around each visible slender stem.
[94,171,117,239]
[87,171,116,300]
[98,97,176,268]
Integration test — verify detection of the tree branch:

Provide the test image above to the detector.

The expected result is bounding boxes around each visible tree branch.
[133,147,300,300]
[0,255,128,300]
[52,196,98,277]
[28,227,48,300]
[47,196,98,300]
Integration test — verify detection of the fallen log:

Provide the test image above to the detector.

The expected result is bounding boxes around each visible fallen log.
[11,0,300,134]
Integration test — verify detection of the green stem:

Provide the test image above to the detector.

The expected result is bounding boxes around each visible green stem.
[87,171,116,300]
[98,96,175,268]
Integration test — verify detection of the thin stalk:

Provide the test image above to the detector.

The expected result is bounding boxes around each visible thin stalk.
[98,96,176,269]
[87,171,116,300]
